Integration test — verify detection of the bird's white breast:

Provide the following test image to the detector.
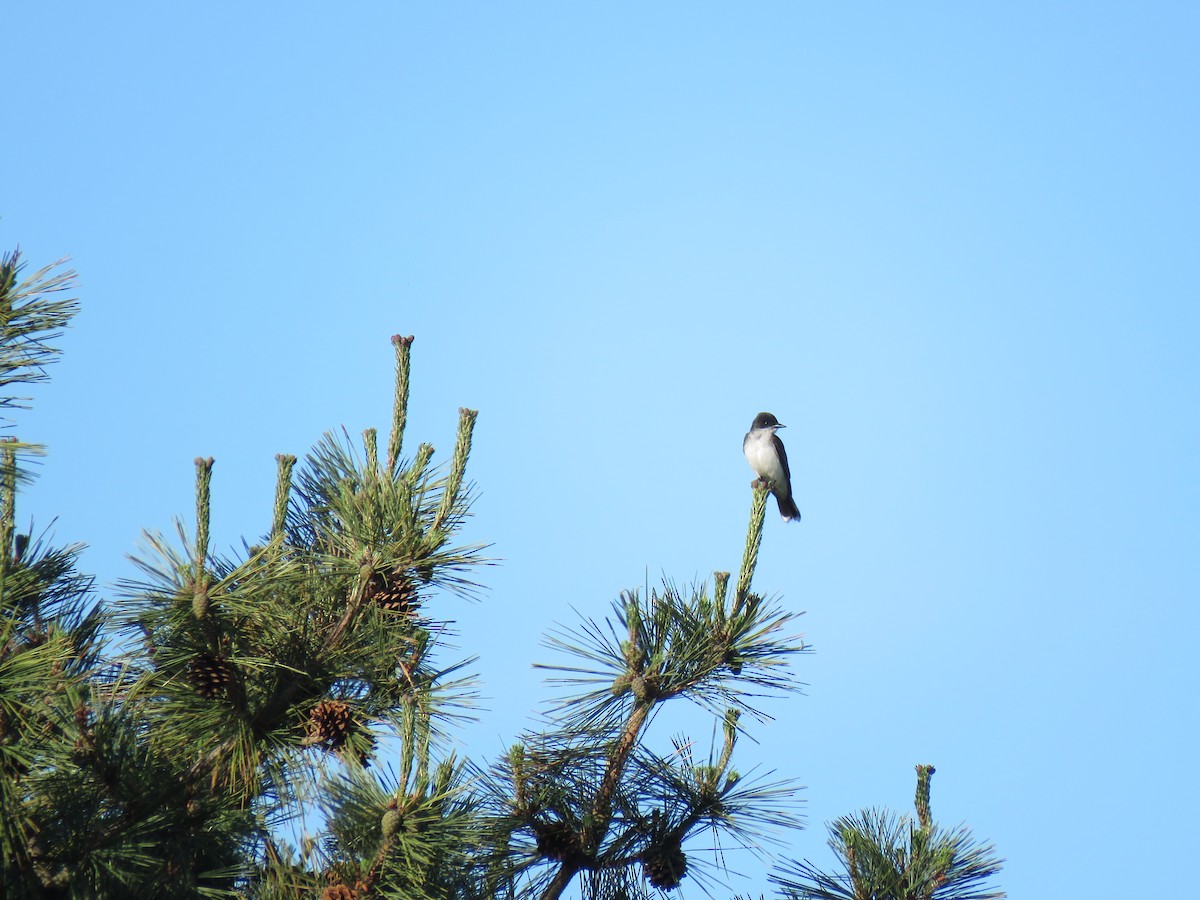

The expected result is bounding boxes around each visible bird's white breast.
[744,430,785,483]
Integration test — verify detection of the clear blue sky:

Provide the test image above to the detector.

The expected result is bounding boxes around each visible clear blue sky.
[4,3,1198,897]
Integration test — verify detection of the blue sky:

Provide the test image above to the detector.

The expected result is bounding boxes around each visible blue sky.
[4,3,1198,897]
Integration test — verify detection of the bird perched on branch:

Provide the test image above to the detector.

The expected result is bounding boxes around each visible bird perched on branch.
[743,412,800,522]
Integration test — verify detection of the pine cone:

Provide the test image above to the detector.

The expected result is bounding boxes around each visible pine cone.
[722,647,744,675]
[381,800,403,840]
[321,885,356,900]
[642,838,687,890]
[364,568,420,617]
[532,819,583,864]
[186,652,235,699]
[307,699,355,748]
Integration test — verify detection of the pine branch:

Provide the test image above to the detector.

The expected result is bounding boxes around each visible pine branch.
[0,250,79,417]
[430,407,479,534]
[192,457,214,619]
[508,477,807,898]
[774,766,1005,900]
[272,453,296,539]
[0,442,15,594]
[915,763,934,831]
[735,481,769,613]
[386,335,414,475]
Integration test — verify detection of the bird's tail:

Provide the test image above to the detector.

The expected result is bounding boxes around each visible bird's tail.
[776,492,801,522]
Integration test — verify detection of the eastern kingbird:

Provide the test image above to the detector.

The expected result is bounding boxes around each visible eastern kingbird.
[743,412,801,522]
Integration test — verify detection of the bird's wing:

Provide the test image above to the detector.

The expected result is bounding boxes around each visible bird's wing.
[772,433,792,485]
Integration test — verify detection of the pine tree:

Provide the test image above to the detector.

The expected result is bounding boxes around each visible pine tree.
[773,765,1005,900]
[0,248,493,897]
[479,482,810,899]
[0,248,810,898]
[0,246,1000,900]
[110,330,490,899]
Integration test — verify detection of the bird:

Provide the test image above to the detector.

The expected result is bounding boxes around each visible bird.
[743,412,801,522]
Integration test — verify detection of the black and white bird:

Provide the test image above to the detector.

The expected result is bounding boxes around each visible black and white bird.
[743,412,801,522]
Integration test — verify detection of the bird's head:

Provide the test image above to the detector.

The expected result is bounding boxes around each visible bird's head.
[751,412,784,431]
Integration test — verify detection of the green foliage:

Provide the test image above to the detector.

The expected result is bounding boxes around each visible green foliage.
[0,249,78,423]
[0,248,1003,900]
[480,483,810,899]
[0,298,494,898]
[108,335,490,897]
[774,766,1005,900]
